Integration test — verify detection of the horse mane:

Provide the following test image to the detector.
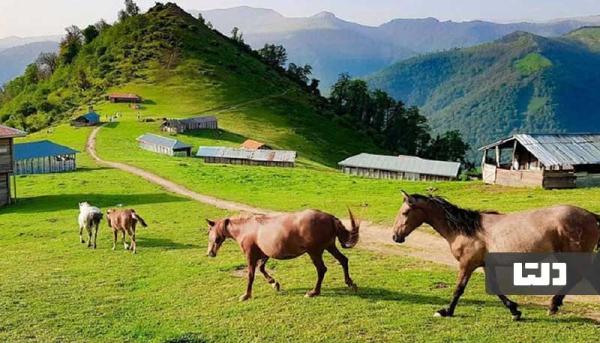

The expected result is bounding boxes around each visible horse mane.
[413,195,499,236]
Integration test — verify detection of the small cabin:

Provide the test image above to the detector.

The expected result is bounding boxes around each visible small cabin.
[161,116,218,133]
[71,111,100,127]
[480,133,600,189]
[338,153,461,181]
[197,146,296,167]
[14,140,79,175]
[241,139,271,150]
[108,93,142,103]
[0,125,26,206]
[137,133,192,157]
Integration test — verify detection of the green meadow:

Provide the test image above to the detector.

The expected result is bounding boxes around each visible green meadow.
[0,102,599,342]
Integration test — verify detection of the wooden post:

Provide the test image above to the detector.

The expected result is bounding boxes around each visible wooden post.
[511,140,518,170]
[495,146,501,167]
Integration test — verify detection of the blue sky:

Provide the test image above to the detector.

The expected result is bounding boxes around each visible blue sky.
[1,0,600,38]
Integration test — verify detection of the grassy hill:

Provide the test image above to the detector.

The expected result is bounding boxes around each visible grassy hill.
[366,28,600,160]
[0,3,379,167]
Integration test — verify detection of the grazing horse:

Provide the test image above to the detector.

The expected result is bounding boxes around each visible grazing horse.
[106,208,148,254]
[78,202,103,249]
[206,209,360,301]
[393,191,600,320]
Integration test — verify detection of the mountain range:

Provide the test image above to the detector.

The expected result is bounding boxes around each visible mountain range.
[197,7,600,90]
[367,27,600,160]
[0,41,59,85]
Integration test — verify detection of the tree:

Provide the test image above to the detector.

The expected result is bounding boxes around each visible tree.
[82,25,100,44]
[197,13,205,25]
[119,0,140,21]
[287,63,312,84]
[230,27,244,43]
[425,130,470,162]
[258,44,287,67]
[35,52,59,76]
[308,79,320,96]
[59,25,83,64]
[94,19,110,32]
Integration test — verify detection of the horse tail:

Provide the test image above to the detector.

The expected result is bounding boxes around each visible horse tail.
[131,211,148,228]
[335,208,360,249]
[92,212,103,226]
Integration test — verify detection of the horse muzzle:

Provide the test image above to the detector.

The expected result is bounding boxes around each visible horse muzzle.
[393,234,405,244]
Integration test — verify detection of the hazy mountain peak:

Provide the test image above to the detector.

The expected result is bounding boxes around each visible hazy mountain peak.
[312,11,337,19]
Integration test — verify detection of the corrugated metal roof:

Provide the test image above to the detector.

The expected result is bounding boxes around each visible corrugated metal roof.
[241,139,268,150]
[109,93,141,100]
[338,153,461,178]
[137,133,191,150]
[480,133,600,167]
[14,140,79,160]
[196,146,296,163]
[0,125,26,138]
[76,111,100,123]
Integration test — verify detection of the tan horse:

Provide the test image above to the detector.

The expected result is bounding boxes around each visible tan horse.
[392,191,600,320]
[106,208,148,254]
[206,209,360,301]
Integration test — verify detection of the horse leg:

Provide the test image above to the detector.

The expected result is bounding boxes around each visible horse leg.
[130,229,136,254]
[86,227,92,248]
[112,230,117,250]
[498,295,522,320]
[306,251,327,298]
[79,225,85,244]
[93,223,99,249]
[240,254,259,301]
[435,264,476,317]
[259,257,280,291]
[326,244,357,292]
[122,231,128,250]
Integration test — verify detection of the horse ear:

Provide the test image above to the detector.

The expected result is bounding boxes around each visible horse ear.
[401,190,416,206]
[206,219,216,227]
[401,190,410,201]
[224,218,230,228]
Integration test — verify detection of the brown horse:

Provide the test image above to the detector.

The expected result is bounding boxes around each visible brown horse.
[206,209,360,301]
[106,208,148,254]
[392,191,600,320]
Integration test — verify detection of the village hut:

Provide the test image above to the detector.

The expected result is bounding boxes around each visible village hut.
[241,139,271,150]
[14,140,79,175]
[71,110,100,127]
[107,93,142,103]
[480,133,600,189]
[137,133,192,157]
[196,146,296,167]
[338,153,461,181]
[0,125,26,206]
[160,116,218,133]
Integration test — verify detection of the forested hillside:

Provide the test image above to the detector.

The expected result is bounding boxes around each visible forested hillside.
[367,28,600,160]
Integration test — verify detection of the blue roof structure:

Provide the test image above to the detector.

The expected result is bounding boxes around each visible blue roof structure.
[14,140,79,160]
[82,111,100,123]
[137,133,191,150]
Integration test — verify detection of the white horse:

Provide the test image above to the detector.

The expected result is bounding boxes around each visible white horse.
[78,202,103,249]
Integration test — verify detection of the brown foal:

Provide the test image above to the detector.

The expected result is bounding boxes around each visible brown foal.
[393,191,600,320]
[206,209,360,301]
[106,208,148,254]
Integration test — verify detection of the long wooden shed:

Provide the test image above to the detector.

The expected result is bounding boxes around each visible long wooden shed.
[196,146,296,167]
[0,125,26,206]
[14,140,79,175]
[161,116,218,133]
[480,133,600,189]
[137,133,192,157]
[338,153,461,181]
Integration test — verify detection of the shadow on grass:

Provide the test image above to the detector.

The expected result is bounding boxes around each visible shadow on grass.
[137,237,199,250]
[164,332,208,343]
[4,193,186,213]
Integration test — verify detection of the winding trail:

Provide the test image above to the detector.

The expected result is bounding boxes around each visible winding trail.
[86,125,455,266]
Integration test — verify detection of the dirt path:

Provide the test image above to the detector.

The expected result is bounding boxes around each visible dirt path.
[87,126,599,317]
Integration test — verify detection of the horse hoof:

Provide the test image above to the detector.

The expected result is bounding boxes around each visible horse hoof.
[349,283,358,292]
[272,282,281,292]
[239,294,251,301]
[305,290,320,298]
[548,308,558,316]
[512,312,522,321]
[434,309,451,317]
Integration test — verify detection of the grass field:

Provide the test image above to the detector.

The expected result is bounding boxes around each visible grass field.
[1,105,600,342]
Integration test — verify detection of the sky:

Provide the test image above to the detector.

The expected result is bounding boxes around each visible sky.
[1,0,600,38]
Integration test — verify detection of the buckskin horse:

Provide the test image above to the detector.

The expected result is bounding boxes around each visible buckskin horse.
[106,208,148,254]
[392,191,600,320]
[206,209,360,301]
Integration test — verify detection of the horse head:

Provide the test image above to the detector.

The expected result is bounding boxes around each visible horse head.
[206,218,230,257]
[392,191,428,244]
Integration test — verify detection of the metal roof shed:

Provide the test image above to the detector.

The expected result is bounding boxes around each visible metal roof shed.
[338,153,461,181]
[14,140,79,175]
[197,146,296,167]
[137,133,192,157]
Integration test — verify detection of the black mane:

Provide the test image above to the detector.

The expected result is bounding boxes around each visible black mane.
[413,195,497,236]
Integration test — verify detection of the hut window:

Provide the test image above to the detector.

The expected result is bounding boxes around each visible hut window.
[0,146,8,153]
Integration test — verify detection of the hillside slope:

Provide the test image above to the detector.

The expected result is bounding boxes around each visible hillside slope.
[0,3,380,167]
[366,28,600,160]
